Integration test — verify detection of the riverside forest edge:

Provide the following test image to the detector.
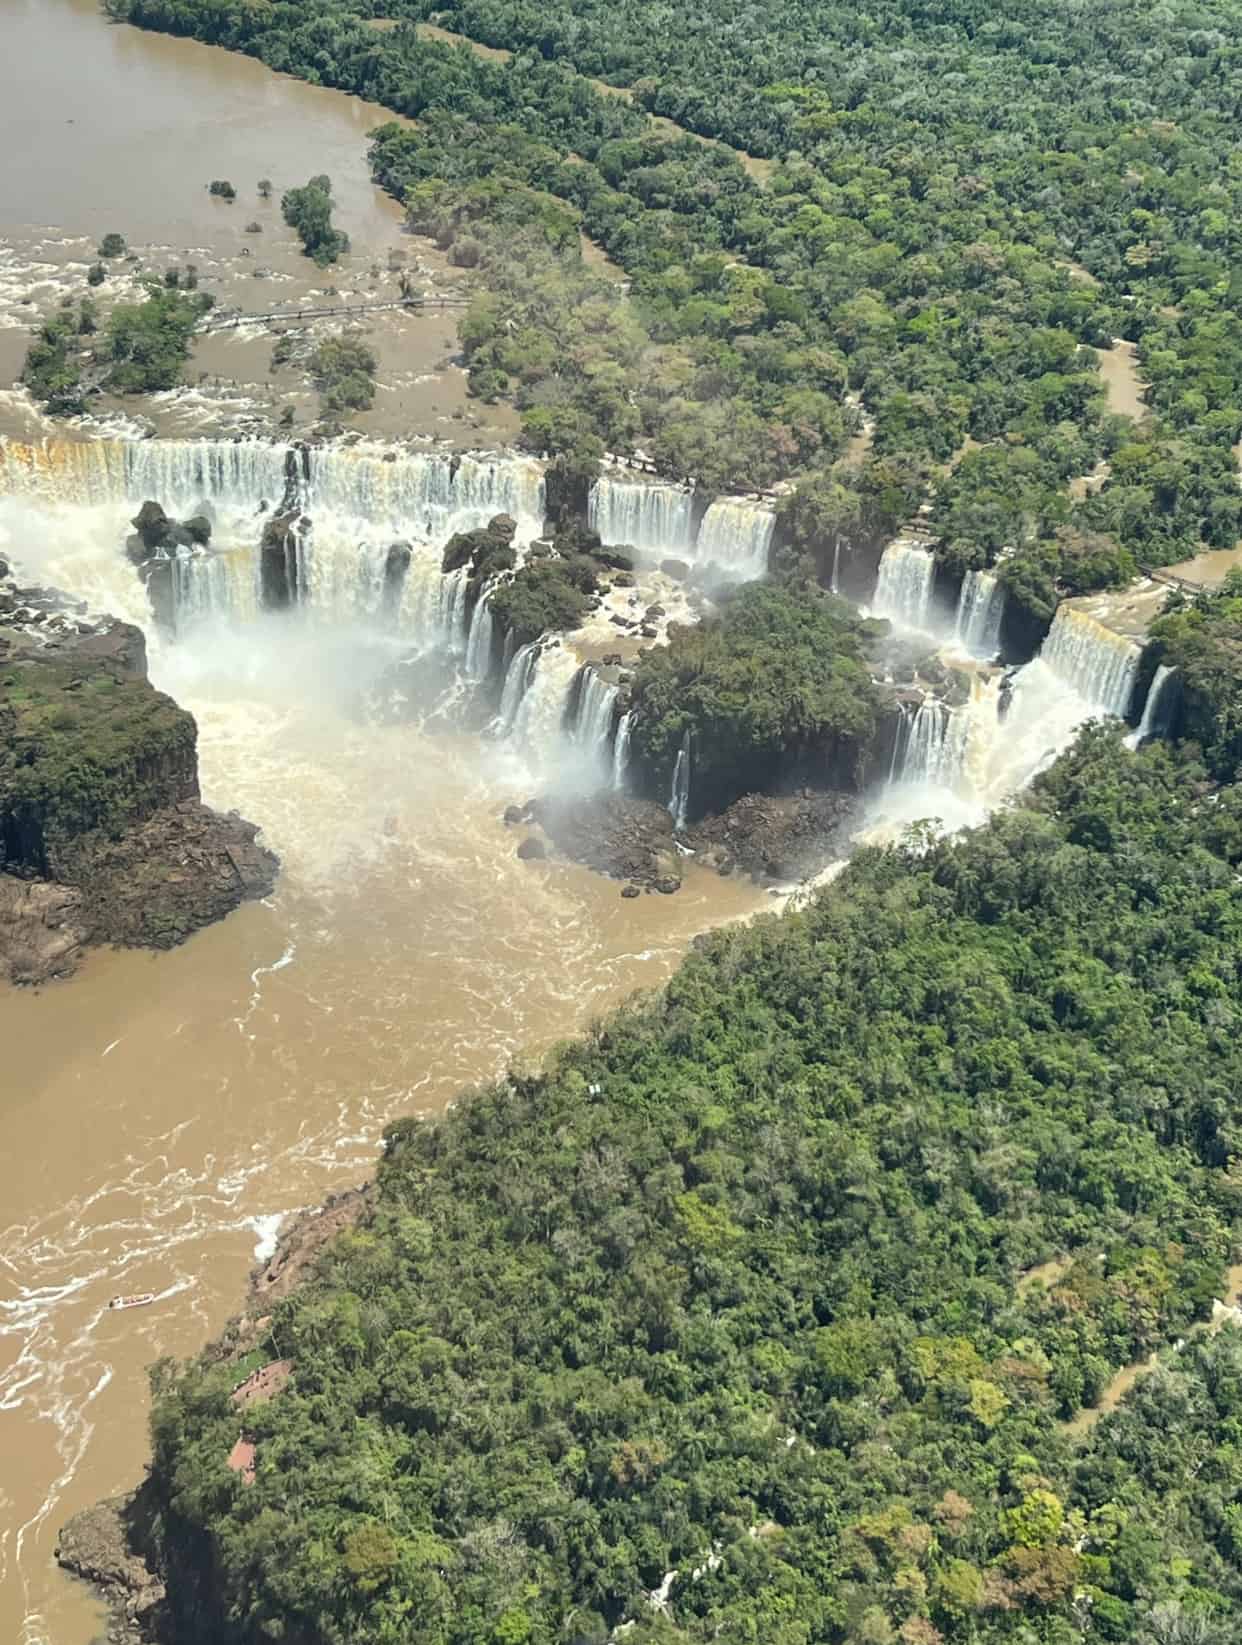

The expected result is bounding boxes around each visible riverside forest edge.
[27,2,1242,1644]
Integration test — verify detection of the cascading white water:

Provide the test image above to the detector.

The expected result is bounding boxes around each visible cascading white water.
[612,711,633,790]
[693,499,774,581]
[1041,603,1141,718]
[302,449,545,545]
[670,733,691,829]
[0,438,546,633]
[509,643,583,765]
[571,668,620,768]
[830,540,841,596]
[1128,663,1178,745]
[464,594,495,681]
[872,540,938,632]
[893,698,971,789]
[0,437,293,511]
[496,640,540,732]
[171,547,260,631]
[399,556,471,653]
[952,570,1004,658]
[588,475,694,557]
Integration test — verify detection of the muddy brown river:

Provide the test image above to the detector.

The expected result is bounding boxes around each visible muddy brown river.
[0,8,768,1641]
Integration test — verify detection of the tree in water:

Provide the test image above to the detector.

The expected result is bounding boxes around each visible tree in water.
[281,176,350,266]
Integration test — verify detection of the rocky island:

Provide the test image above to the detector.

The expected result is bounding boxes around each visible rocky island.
[0,563,277,984]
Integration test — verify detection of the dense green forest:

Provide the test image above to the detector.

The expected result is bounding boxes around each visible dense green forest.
[91,4,1242,1643]
[104,0,1242,629]
[1151,571,1242,781]
[148,728,1242,1645]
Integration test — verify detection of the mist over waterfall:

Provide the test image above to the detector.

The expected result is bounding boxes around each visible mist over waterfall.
[464,594,495,681]
[569,667,621,778]
[612,712,633,790]
[496,641,541,733]
[871,540,938,632]
[589,475,694,557]
[1040,603,1141,718]
[952,570,1004,657]
[670,733,692,829]
[508,644,583,760]
[1129,664,1179,745]
[891,698,971,789]
[588,475,775,580]
[694,499,775,580]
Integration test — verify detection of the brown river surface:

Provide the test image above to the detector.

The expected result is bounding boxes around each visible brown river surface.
[0,7,768,1641]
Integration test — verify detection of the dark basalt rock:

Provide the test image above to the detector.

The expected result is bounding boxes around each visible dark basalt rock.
[516,835,546,861]
[0,595,278,984]
[660,558,690,581]
[686,790,859,884]
[529,791,681,891]
[259,510,302,608]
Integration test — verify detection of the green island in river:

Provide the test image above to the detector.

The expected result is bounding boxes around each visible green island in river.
[3,0,1242,1642]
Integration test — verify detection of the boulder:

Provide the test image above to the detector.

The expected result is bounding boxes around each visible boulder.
[131,500,171,551]
[660,558,690,581]
[517,836,546,861]
[184,515,213,547]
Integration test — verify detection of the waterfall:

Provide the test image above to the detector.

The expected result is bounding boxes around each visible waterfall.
[830,540,841,596]
[0,436,293,511]
[496,641,540,732]
[508,644,583,759]
[302,449,545,543]
[952,570,1004,658]
[1041,604,1141,718]
[399,556,472,653]
[893,698,971,788]
[693,499,774,580]
[669,733,691,829]
[612,711,633,790]
[569,668,620,765]
[1128,664,1178,745]
[588,475,694,556]
[171,547,259,631]
[872,540,937,632]
[0,438,547,630]
[464,594,495,681]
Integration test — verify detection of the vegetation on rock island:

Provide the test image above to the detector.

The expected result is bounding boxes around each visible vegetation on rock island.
[629,582,884,815]
[22,282,211,407]
[486,552,602,650]
[281,174,351,266]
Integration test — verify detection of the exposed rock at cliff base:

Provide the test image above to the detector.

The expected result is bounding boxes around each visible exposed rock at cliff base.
[56,1492,166,1645]
[528,790,681,890]
[687,790,859,883]
[0,573,278,984]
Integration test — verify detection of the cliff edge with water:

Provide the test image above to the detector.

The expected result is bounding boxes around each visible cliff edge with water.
[0,563,277,983]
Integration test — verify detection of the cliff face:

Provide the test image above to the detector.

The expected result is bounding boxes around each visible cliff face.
[0,574,278,983]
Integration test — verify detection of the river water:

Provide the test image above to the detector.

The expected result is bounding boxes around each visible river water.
[0,0,519,448]
[0,9,766,1642]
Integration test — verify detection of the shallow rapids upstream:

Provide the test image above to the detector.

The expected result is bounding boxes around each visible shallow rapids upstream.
[0,443,766,1645]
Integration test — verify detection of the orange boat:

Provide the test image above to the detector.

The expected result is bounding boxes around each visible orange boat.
[108,1293,155,1311]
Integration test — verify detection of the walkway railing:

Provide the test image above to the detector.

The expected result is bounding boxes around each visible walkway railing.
[197,294,470,333]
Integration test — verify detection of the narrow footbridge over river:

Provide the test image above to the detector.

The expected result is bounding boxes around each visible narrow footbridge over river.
[197,294,471,333]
